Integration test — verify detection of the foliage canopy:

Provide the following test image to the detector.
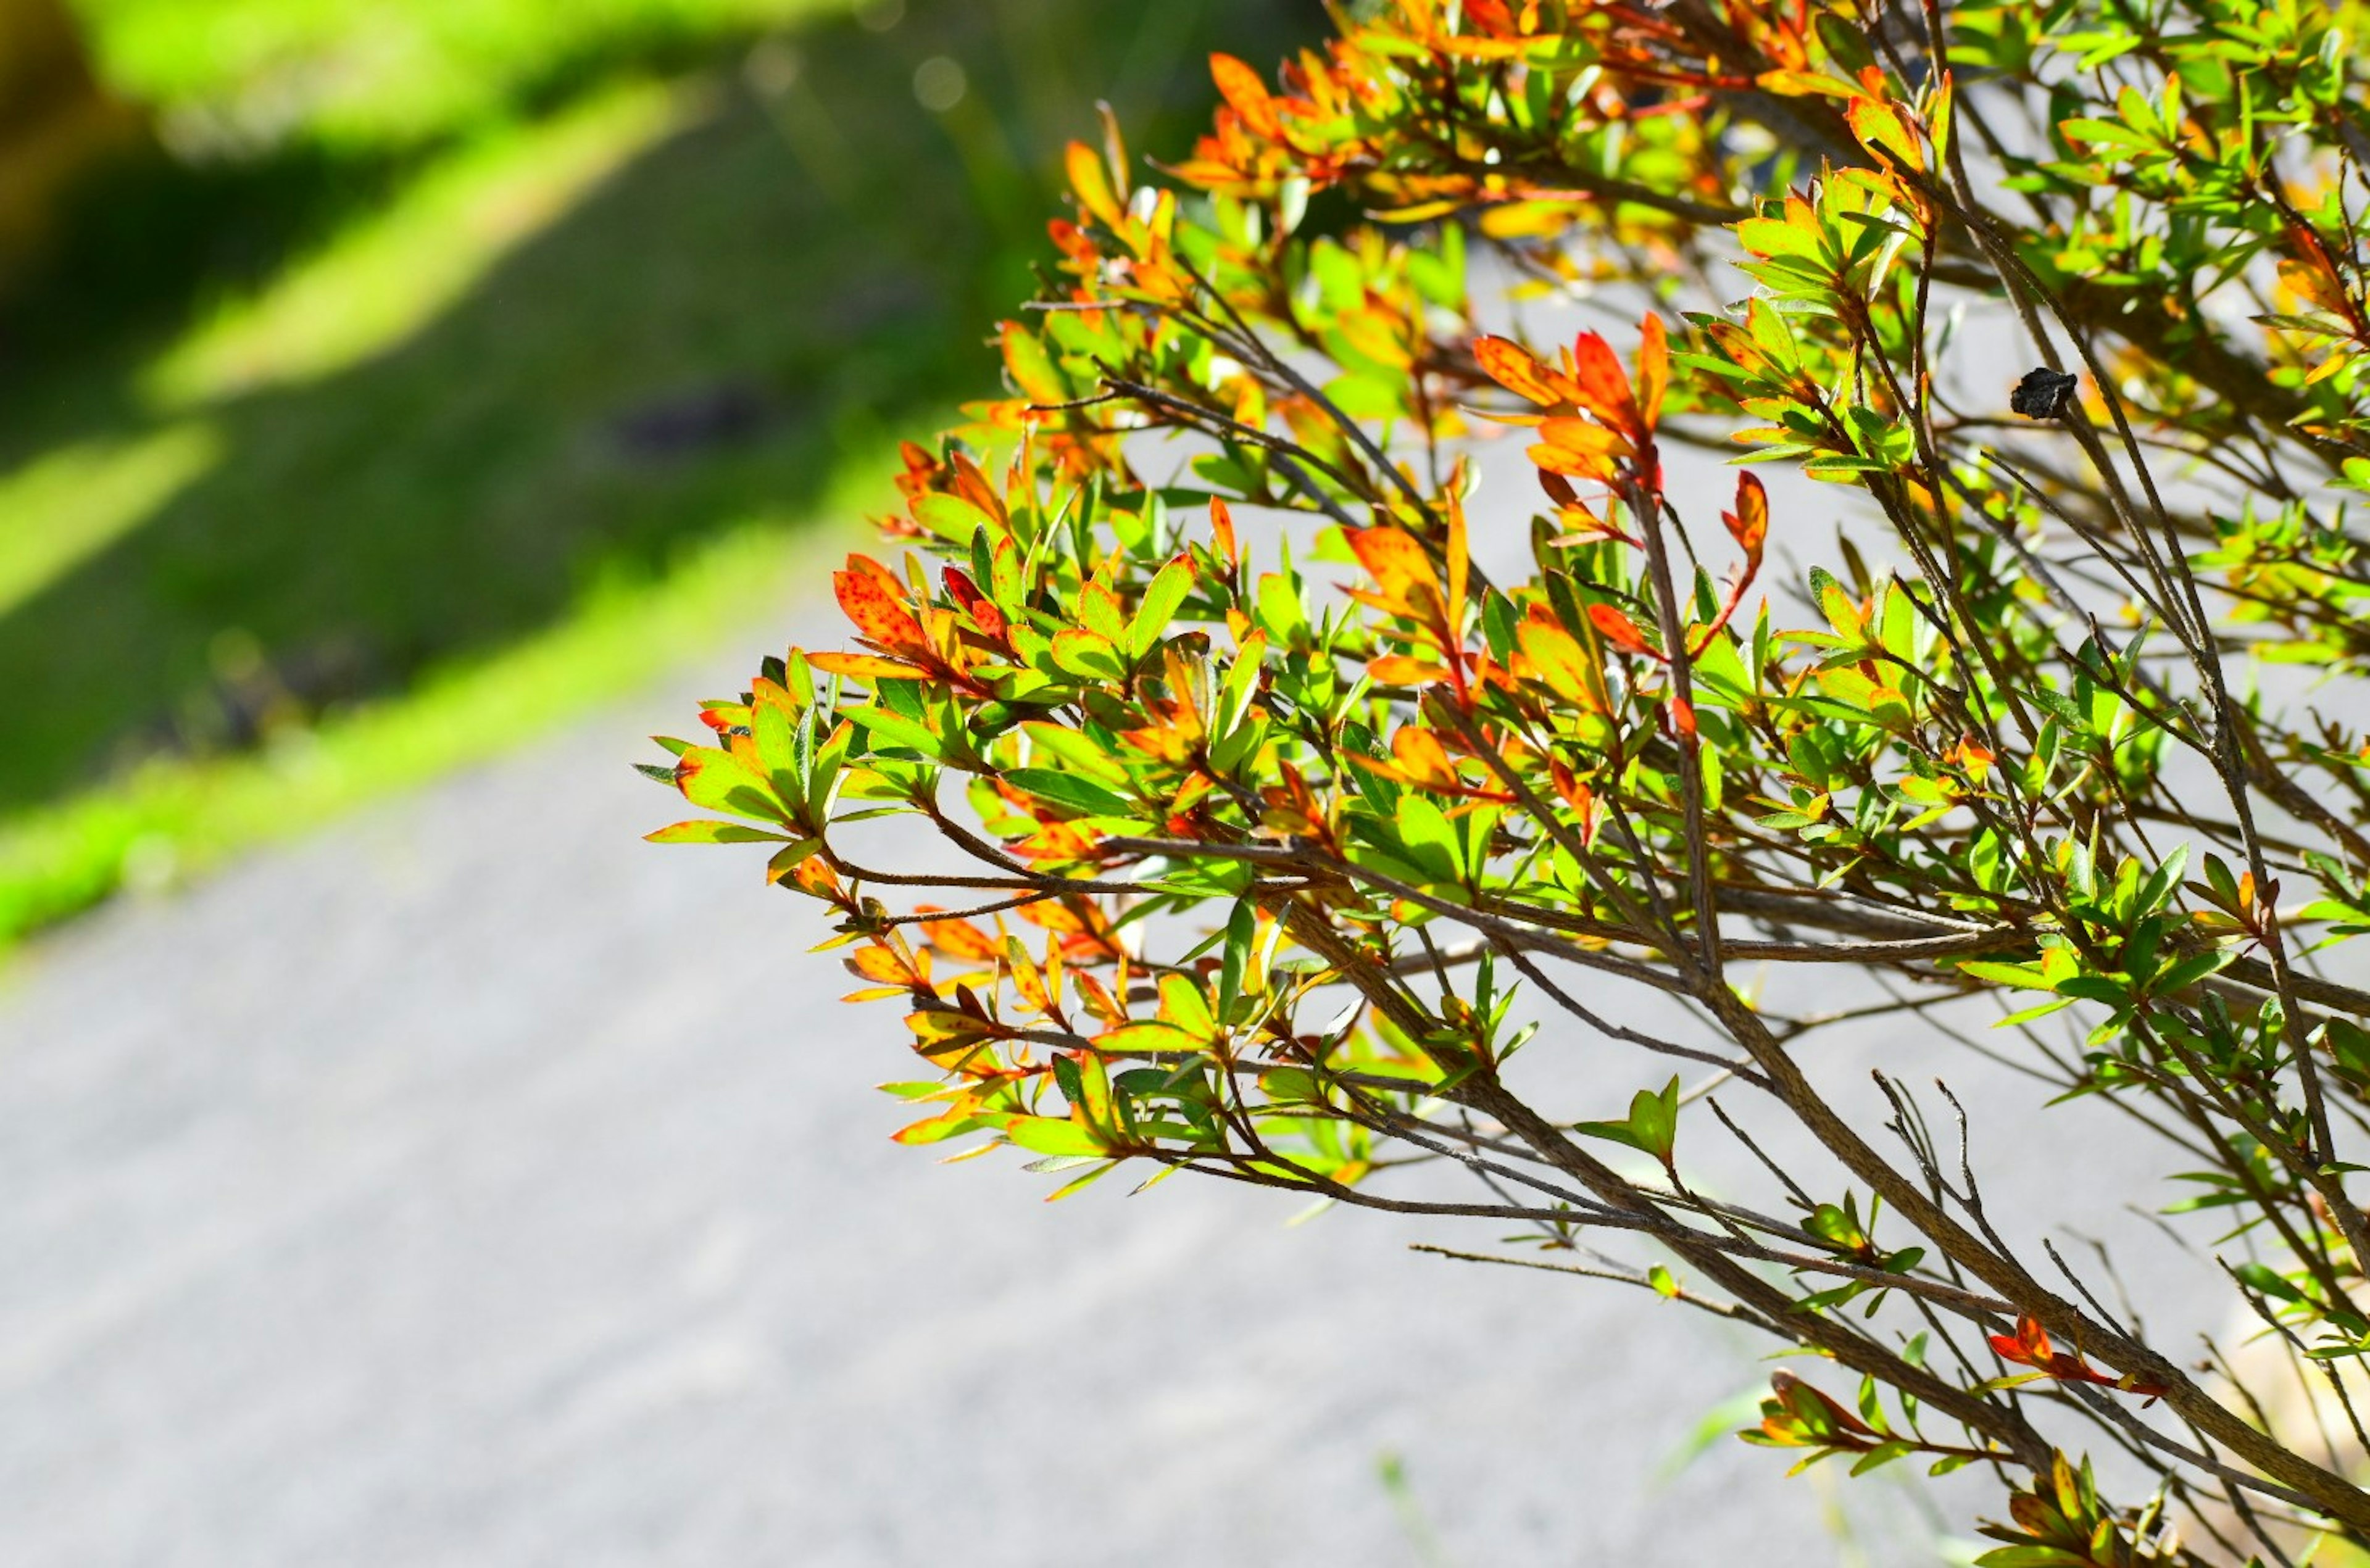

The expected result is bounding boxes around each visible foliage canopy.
[655,0,2370,1557]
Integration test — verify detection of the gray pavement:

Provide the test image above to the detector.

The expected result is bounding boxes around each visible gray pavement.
[0,595,2026,1566]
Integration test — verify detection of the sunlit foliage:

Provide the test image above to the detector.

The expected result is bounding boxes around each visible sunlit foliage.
[656,1,2370,1556]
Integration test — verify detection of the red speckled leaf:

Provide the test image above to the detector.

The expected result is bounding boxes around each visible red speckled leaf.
[833,565,926,652]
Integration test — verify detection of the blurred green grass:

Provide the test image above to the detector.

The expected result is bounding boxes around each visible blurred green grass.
[0,0,1310,951]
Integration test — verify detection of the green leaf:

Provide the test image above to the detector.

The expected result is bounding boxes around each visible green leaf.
[1128,555,1197,660]
[645,819,794,845]
[1956,960,2055,991]
[1051,628,1129,681]
[1003,768,1135,818]
[912,492,999,544]
[674,747,788,823]
[1575,1076,1681,1164]
[847,703,946,759]
[1002,1116,1108,1158]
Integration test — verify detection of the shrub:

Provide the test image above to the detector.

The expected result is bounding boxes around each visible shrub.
[651,1,2370,1557]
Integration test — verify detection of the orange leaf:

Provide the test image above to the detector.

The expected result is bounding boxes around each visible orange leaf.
[2281,255,2351,318]
[1367,655,1451,687]
[849,944,924,989]
[1636,313,1669,431]
[1589,602,1654,657]
[1012,821,1099,863]
[1549,760,1597,839]
[1473,334,1571,407]
[1724,471,1768,556]
[920,913,1002,963]
[1569,332,1640,434]
[1845,96,1919,168]
[806,651,931,682]
[1444,486,1469,621]
[1526,442,1618,481]
[1072,969,1126,1024]
[1210,52,1281,139]
[1347,526,1442,613]
[834,564,927,651]
[1533,416,1630,465]
[1209,496,1239,566]
[1990,1315,2053,1367]
[1391,728,1460,790]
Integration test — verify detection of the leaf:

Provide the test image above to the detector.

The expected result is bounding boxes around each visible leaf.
[1517,609,1605,710]
[2233,1261,2306,1305]
[1725,471,1768,555]
[1569,331,1640,433]
[846,703,943,758]
[1389,727,1460,790]
[805,651,931,682]
[1473,334,1570,405]
[1158,973,1217,1038]
[1128,555,1196,659]
[1004,768,1135,818]
[1050,628,1129,681]
[1208,497,1239,565]
[999,320,1067,404]
[644,819,794,845]
[675,747,787,823]
[1845,96,1919,167]
[834,562,926,652]
[1003,1116,1108,1158]
[1443,486,1469,622]
[942,565,1006,639]
[912,492,999,544]
[1209,52,1280,138]
[1636,313,1668,430]
[1575,1076,1681,1164]
[1096,1021,1204,1052]
[1589,602,1654,656]
[1956,960,2056,991]
[1367,654,1450,686]
[1347,525,1442,615]
[1066,139,1123,229]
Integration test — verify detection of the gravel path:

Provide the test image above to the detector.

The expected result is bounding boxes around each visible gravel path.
[0,592,2177,1567]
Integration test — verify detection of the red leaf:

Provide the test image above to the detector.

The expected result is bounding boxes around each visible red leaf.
[1589,602,1653,657]
[1569,331,1641,434]
[942,566,1006,640]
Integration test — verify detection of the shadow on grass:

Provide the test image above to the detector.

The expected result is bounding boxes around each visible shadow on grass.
[0,0,1316,817]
